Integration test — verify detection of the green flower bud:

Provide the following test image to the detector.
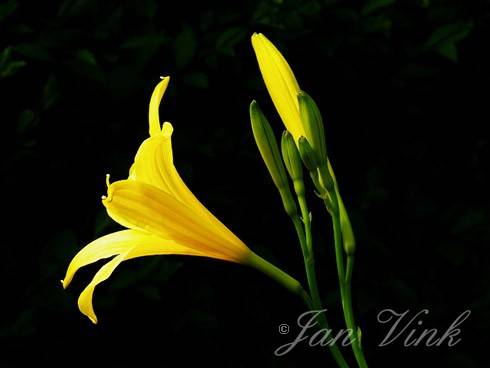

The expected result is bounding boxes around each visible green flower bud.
[328,160,356,255]
[297,136,332,199]
[298,90,328,166]
[281,131,305,197]
[318,164,335,193]
[297,136,319,173]
[250,101,298,217]
[339,194,356,255]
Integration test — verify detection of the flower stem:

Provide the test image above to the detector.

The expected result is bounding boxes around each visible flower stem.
[293,197,350,368]
[328,193,368,368]
[247,251,306,298]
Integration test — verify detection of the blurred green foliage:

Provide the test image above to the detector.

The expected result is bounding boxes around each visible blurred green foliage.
[1,0,489,366]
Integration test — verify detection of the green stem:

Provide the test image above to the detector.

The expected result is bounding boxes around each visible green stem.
[346,254,354,285]
[298,196,313,254]
[248,251,305,298]
[328,194,368,368]
[248,248,348,368]
[293,204,350,368]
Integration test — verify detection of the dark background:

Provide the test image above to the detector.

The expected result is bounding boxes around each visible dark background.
[1,0,489,366]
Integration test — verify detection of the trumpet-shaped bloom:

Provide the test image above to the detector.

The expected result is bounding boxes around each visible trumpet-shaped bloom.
[251,33,305,142]
[63,77,251,323]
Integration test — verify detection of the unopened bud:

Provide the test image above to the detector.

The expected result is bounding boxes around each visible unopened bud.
[250,101,298,217]
[318,164,335,193]
[298,90,328,166]
[281,131,305,197]
[327,160,356,255]
[298,136,318,173]
[338,194,356,255]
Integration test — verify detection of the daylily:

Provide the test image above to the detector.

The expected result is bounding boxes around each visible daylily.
[251,33,305,143]
[63,77,301,324]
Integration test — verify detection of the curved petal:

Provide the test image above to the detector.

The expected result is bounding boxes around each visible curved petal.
[251,33,304,142]
[63,229,163,289]
[103,179,249,263]
[130,122,246,249]
[77,238,206,324]
[129,134,172,193]
[149,76,170,137]
[78,251,128,324]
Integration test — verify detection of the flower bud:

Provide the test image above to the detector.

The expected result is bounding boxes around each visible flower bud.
[250,101,298,217]
[327,160,356,255]
[297,136,319,173]
[318,164,335,193]
[339,195,356,255]
[298,90,328,166]
[281,131,305,197]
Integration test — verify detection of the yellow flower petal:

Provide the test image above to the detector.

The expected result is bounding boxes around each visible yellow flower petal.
[129,122,245,249]
[129,132,173,193]
[251,33,305,142]
[62,229,170,289]
[62,230,136,289]
[103,179,249,263]
[77,236,204,324]
[78,251,127,324]
[148,76,170,137]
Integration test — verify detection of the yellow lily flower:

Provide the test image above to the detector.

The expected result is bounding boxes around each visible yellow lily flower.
[63,76,301,324]
[251,33,305,142]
